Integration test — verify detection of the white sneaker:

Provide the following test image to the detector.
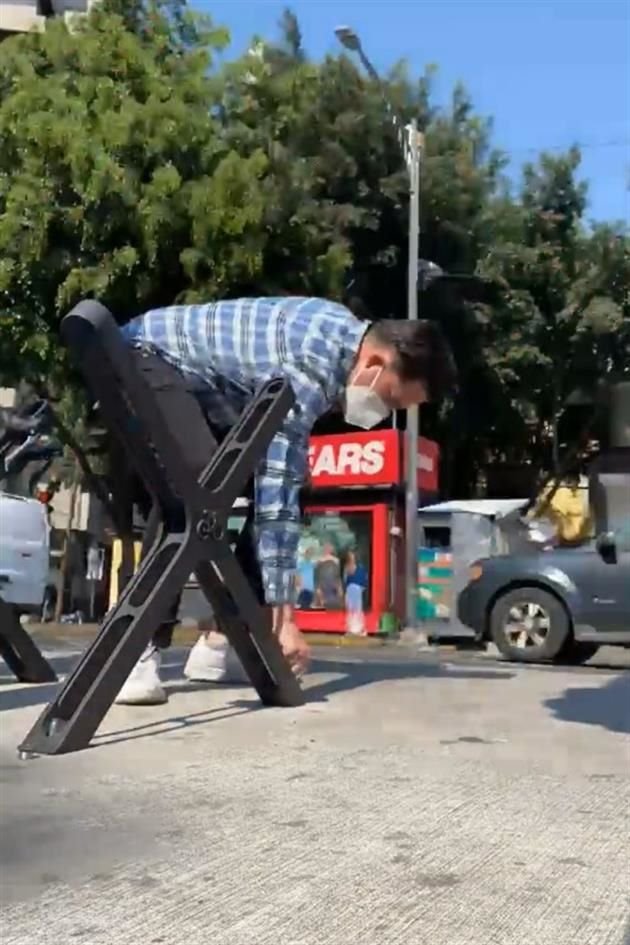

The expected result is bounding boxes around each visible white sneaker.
[183,635,249,685]
[114,646,167,705]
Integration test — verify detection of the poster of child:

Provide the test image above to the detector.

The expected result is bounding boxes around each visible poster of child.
[296,545,316,609]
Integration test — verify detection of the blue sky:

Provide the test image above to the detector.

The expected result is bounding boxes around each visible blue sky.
[194,0,629,224]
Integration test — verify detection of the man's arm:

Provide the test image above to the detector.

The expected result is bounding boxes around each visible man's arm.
[254,378,326,630]
[255,425,309,630]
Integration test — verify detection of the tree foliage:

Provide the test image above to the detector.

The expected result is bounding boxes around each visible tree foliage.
[0,4,627,498]
[478,149,629,475]
[0,2,255,384]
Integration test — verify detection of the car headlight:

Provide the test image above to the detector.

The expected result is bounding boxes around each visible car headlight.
[468,563,484,582]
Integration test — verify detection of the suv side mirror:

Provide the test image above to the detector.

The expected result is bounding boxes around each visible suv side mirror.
[596,532,618,565]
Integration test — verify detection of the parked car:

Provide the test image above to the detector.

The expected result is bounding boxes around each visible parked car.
[0,492,50,615]
[457,529,630,662]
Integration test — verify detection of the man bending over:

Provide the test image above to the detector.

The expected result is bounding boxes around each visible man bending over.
[115,297,456,705]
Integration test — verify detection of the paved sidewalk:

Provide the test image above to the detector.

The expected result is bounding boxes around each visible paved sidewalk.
[1,642,629,945]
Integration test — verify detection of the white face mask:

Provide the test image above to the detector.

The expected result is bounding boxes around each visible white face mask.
[344,367,391,430]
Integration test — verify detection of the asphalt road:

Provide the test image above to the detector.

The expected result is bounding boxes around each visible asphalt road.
[1,639,629,945]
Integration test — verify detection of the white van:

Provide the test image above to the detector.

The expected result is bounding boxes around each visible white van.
[0,493,49,614]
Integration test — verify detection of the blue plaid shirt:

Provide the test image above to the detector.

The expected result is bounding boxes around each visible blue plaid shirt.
[122,297,369,605]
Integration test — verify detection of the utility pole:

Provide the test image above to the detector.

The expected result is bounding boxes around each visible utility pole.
[404,120,423,638]
[335,26,424,637]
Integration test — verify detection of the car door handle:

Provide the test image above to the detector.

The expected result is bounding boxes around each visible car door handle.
[20,552,32,558]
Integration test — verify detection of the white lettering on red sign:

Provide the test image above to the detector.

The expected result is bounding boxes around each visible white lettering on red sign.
[309,440,385,479]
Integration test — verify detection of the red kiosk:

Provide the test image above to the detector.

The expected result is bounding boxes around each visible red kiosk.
[295,429,439,634]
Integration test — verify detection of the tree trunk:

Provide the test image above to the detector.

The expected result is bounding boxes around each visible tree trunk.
[551,416,560,477]
[450,440,479,498]
[43,400,119,528]
[54,470,81,622]
[550,376,560,477]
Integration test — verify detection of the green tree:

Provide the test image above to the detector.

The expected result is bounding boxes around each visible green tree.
[214,10,506,313]
[0,3,236,531]
[2,3,624,508]
[0,3,268,390]
[477,148,629,478]
[0,0,274,525]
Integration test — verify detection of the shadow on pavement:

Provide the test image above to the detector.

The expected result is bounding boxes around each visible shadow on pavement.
[0,647,515,715]
[92,704,257,748]
[0,650,85,713]
[0,648,198,714]
[0,649,515,755]
[544,673,630,734]
[492,656,630,674]
[304,656,514,703]
[83,655,515,751]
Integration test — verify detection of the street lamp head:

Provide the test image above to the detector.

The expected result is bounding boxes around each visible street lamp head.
[334,26,361,52]
[417,259,444,290]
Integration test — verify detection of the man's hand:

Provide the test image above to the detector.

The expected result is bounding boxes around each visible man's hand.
[277,620,310,677]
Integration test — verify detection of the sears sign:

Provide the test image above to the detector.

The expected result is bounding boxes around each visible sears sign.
[308,430,439,491]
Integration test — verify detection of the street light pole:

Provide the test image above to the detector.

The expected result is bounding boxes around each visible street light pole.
[405,120,422,637]
[335,26,423,636]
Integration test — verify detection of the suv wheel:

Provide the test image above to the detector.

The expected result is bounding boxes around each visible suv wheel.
[490,587,570,662]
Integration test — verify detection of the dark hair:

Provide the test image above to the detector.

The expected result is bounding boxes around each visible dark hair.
[368,319,457,401]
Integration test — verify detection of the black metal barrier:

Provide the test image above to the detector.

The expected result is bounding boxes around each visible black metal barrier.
[19,300,304,757]
[1,401,58,684]
[0,598,57,684]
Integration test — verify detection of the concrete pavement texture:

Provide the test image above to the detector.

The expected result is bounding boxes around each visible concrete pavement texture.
[0,640,629,945]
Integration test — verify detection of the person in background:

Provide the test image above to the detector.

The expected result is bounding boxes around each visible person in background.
[114,297,456,705]
[296,546,316,610]
[534,470,593,547]
[343,549,368,635]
